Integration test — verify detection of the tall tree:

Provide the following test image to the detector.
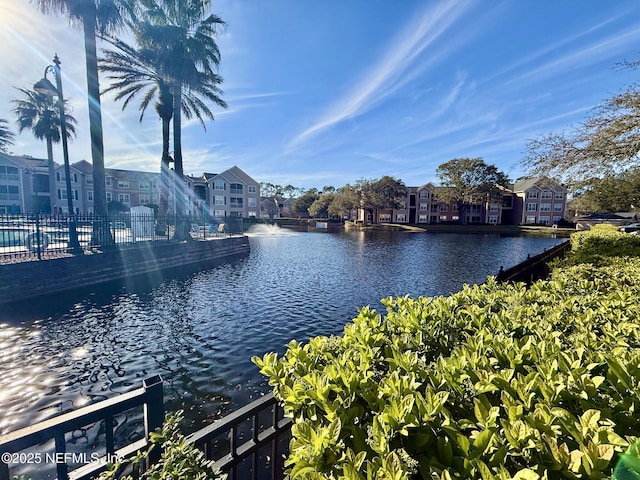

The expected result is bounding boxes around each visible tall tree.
[523,58,640,184]
[0,120,15,153]
[32,0,134,240]
[100,38,174,216]
[136,0,227,237]
[12,88,77,213]
[436,158,509,224]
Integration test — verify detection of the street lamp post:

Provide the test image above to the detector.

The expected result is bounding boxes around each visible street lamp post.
[34,54,82,254]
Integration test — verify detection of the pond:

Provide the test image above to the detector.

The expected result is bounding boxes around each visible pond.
[0,226,564,438]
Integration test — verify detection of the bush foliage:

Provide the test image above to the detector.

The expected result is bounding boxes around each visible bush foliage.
[566,223,640,265]
[254,227,640,479]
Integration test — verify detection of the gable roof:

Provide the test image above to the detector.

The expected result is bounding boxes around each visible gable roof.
[513,177,563,192]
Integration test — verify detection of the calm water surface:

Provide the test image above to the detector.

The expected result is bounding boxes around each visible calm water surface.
[0,227,564,437]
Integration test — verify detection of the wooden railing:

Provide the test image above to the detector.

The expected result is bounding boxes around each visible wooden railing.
[0,378,292,480]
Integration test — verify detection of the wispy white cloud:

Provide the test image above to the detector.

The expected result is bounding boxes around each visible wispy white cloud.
[286,0,476,151]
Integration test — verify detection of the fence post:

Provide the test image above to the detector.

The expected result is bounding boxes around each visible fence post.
[143,375,164,465]
[35,214,41,260]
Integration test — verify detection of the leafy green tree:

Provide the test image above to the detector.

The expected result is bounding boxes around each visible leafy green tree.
[12,87,77,213]
[523,58,640,183]
[32,0,135,228]
[0,119,15,153]
[354,176,407,223]
[309,193,337,218]
[567,167,640,216]
[291,190,320,217]
[436,158,509,224]
[328,184,360,219]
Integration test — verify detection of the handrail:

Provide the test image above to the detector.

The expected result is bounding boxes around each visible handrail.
[188,392,292,480]
[496,240,571,284]
[0,375,163,480]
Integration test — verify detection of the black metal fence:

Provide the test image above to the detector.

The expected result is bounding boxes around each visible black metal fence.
[0,213,244,263]
[0,378,291,480]
[495,240,571,284]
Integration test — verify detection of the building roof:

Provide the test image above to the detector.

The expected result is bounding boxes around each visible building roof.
[513,176,563,192]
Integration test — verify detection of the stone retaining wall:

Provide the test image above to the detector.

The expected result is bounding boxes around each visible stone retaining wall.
[0,236,250,306]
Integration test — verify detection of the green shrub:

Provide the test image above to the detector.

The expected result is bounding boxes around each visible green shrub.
[564,224,640,266]
[254,259,640,479]
[95,410,225,480]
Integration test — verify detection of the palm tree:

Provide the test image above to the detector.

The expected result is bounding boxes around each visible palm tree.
[12,87,77,213]
[31,0,135,241]
[137,0,227,238]
[0,120,15,153]
[100,38,174,216]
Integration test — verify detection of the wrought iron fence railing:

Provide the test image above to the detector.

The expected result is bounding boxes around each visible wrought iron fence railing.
[0,213,244,263]
[0,378,291,480]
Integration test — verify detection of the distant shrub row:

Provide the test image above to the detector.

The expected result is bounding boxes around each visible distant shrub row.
[254,225,640,479]
[564,223,640,265]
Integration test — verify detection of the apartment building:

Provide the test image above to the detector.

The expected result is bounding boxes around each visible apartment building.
[512,177,567,225]
[205,166,261,220]
[361,177,567,226]
[1,153,261,219]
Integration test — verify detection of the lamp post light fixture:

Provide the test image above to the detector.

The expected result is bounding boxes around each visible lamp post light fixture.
[34,54,82,254]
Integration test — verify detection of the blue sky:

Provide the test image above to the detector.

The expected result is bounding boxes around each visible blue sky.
[1,0,639,190]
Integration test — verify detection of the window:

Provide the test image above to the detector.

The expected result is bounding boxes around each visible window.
[419,190,429,199]
[378,213,391,222]
[152,194,158,204]
[396,214,406,222]
[106,178,112,186]
[539,216,550,225]
[152,181,159,189]
[527,203,537,212]
[86,177,93,185]
[451,215,459,221]
[431,204,439,213]
[419,203,429,211]
[139,194,151,204]
[553,216,563,223]
[525,215,536,224]
[489,204,499,212]
[248,197,257,207]
[0,185,19,200]
[118,193,130,204]
[106,192,112,202]
[527,191,539,199]
[118,180,129,189]
[555,192,564,199]
[139,181,150,190]
[230,183,243,194]
[418,214,428,223]
[73,173,78,183]
[230,197,243,208]
[56,172,62,182]
[0,166,19,181]
[554,204,563,212]
[452,204,459,212]
[541,191,552,199]
[215,195,225,205]
[214,210,225,218]
[440,204,448,212]
[57,189,77,200]
[440,215,448,221]
[540,203,551,212]
[489,215,498,224]
[87,191,93,202]
[470,205,482,214]
[248,185,257,194]
[214,181,225,190]
[248,211,257,217]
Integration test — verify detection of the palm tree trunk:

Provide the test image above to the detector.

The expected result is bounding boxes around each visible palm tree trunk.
[82,13,112,244]
[46,138,56,214]
[171,81,190,240]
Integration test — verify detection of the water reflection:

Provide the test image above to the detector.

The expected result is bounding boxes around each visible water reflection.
[0,230,563,437]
